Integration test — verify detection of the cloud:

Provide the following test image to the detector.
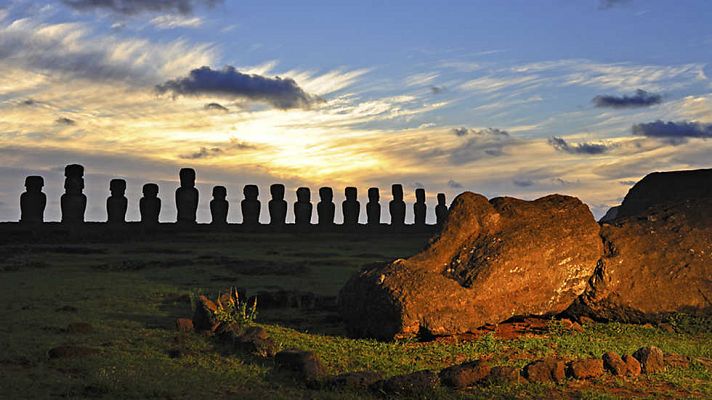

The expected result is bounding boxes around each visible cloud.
[599,0,632,9]
[632,120,712,143]
[548,136,612,155]
[513,178,534,187]
[430,86,445,95]
[55,117,76,125]
[179,146,221,159]
[178,139,259,159]
[61,0,222,16]
[204,102,228,112]
[450,127,510,137]
[593,89,662,109]
[149,15,203,29]
[449,128,513,164]
[447,179,463,189]
[156,66,321,110]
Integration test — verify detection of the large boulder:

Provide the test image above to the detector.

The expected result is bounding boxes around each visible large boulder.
[569,198,712,322]
[339,192,602,340]
[615,168,712,219]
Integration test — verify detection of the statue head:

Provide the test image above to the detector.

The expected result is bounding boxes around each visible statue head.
[437,193,446,206]
[296,187,310,203]
[212,185,227,199]
[345,187,357,202]
[243,184,259,200]
[319,187,333,202]
[368,187,379,202]
[25,176,44,192]
[143,183,159,198]
[415,188,426,203]
[110,179,126,196]
[391,184,404,201]
[179,168,196,188]
[270,184,285,200]
[64,164,84,178]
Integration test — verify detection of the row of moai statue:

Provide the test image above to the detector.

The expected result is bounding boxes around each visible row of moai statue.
[20,165,450,229]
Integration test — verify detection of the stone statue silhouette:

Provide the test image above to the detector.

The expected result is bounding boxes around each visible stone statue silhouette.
[436,193,448,227]
[366,187,381,227]
[317,187,335,228]
[414,188,426,227]
[175,168,198,224]
[20,176,46,223]
[389,184,406,228]
[210,186,228,225]
[106,179,128,224]
[241,184,261,226]
[140,183,161,224]
[61,164,86,224]
[294,187,312,228]
[268,184,287,227]
[342,187,360,230]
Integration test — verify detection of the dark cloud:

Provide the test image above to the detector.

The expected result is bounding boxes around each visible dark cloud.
[22,99,37,106]
[430,86,445,95]
[62,0,222,15]
[449,128,512,164]
[599,0,632,9]
[204,102,229,112]
[157,66,320,110]
[513,178,534,187]
[55,117,76,125]
[593,89,662,109]
[447,179,463,189]
[450,127,510,137]
[632,120,712,144]
[548,136,612,155]
[178,139,259,159]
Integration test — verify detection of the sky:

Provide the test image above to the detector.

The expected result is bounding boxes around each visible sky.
[1,0,711,223]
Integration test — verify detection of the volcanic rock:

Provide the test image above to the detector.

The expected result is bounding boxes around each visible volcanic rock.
[325,371,383,390]
[275,349,326,382]
[439,360,491,388]
[523,358,567,383]
[234,326,277,358]
[602,351,626,376]
[568,358,604,379]
[339,192,602,339]
[192,295,218,332]
[622,355,641,377]
[485,366,525,385]
[371,370,439,396]
[633,346,665,374]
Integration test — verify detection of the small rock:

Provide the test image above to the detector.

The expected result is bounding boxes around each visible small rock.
[439,360,491,388]
[175,318,194,333]
[371,370,439,396]
[66,322,92,334]
[486,366,525,385]
[577,316,596,325]
[275,350,326,382]
[602,352,626,376]
[192,295,218,332]
[568,358,604,379]
[235,326,277,358]
[633,346,665,374]
[658,323,676,333]
[48,345,99,359]
[559,318,585,333]
[664,353,691,369]
[326,371,382,390]
[622,355,641,377]
[523,358,566,383]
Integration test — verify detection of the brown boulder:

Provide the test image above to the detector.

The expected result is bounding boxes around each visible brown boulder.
[523,358,567,383]
[325,371,382,390]
[485,366,525,385]
[622,355,641,377]
[275,350,326,382]
[439,360,491,388]
[569,199,712,323]
[568,358,604,379]
[371,370,439,396]
[615,168,712,219]
[602,352,626,376]
[234,326,277,358]
[633,346,665,374]
[339,192,602,339]
[175,318,194,333]
[192,295,218,332]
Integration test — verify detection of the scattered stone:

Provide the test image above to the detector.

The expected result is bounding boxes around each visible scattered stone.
[175,318,194,333]
[48,345,99,359]
[633,346,665,374]
[559,318,584,333]
[439,360,491,388]
[66,322,92,334]
[664,353,691,369]
[523,358,566,383]
[486,366,525,385]
[326,371,382,390]
[622,355,641,377]
[371,370,439,396]
[568,358,604,379]
[234,326,277,358]
[602,352,627,376]
[275,350,326,382]
[192,295,218,332]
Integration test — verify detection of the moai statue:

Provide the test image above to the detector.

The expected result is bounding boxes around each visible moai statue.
[61,164,86,224]
[20,176,46,223]
[366,187,381,227]
[436,193,448,227]
[140,183,161,224]
[106,179,128,224]
[342,187,360,230]
[413,188,427,227]
[389,184,406,228]
[317,187,335,228]
[175,168,198,224]
[294,187,312,229]
[241,184,261,226]
[210,186,228,225]
[268,184,287,227]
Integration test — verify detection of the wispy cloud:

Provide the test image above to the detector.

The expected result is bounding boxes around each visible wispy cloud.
[548,136,613,155]
[149,15,203,29]
[62,0,222,16]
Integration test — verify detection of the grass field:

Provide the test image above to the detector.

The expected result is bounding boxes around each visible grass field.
[0,231,710,399]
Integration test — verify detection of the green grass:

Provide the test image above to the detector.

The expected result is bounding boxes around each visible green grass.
[0,232,709,399]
